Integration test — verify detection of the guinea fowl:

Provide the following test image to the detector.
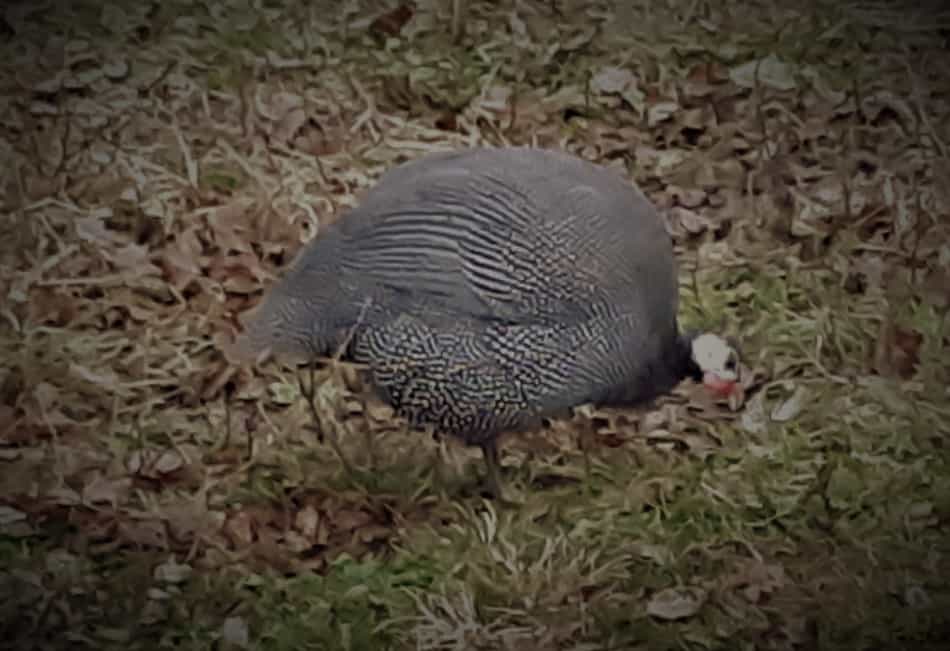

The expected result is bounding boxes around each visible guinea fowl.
[234,146,740,497]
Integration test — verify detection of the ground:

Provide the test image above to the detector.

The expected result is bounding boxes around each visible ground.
[1,1,949,649]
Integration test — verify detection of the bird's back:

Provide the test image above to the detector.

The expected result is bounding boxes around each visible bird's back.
[338,147,674,321]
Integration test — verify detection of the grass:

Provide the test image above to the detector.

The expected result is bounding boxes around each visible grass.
[1,0,950,649]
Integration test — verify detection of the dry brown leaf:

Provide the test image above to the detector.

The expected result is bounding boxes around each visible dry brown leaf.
[47,486,82,505]
[295,505,320,539]
[369,4,414,37]
[33,124,65,172]
[646,586,707,620]
[273,107,308,144]
[126,447,190,479]
[33,381,59,413]
[207,201,254,253]
[118,519,169,549]
[102,59,129,79]
[104,243,162,276]
[294,124,346,157]
[332,508,374,532]
[433,111,458,131]
[771,386,808,422]
[82,474,132,506]
[919,269,950,309]
[647,101,679,127]
[740,391,768,434]
[591,66,633,94]
[224,510,257,548]
[162,500,224,542]
[70,363,120,390]
[671,207,712,235]
[874,320,922,380]
[26,287,77,326]
[285,528,318,553]
[357,524,392,543]
[209,254,265,295]
[712,159,745,189]
[729,54,797,91]
[722,559,787,603]
[75,216,128,247]
[221,615,250,650]
[0,406,16,440]
[161,228,204,289]
[590,66,644,114]
[679,107,713,130]
[0,504,27,526]
[669,186,707,209]
[154,558,192,584]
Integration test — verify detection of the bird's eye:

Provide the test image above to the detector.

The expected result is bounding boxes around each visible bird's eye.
[725,357,736,371]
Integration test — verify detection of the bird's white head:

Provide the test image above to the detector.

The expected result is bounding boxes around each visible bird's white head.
[690,333,740,398]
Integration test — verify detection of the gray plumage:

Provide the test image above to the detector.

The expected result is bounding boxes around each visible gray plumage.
[238,147,699,488]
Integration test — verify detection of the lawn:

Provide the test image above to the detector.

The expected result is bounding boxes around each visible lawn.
[1,1,949,649]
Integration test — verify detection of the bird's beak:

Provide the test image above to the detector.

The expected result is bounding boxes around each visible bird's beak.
[702,372,738,398]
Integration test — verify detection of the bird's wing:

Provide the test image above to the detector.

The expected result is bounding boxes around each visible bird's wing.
[335,163,603,325]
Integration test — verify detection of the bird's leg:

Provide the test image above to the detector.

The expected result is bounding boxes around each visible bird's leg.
[331,302,374,471]
[297,361,356,477]
[429,428,452,496]
[479,438,504,500]
[580,422,592,487]
[451,0,466,43]
[574,404,595,491]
